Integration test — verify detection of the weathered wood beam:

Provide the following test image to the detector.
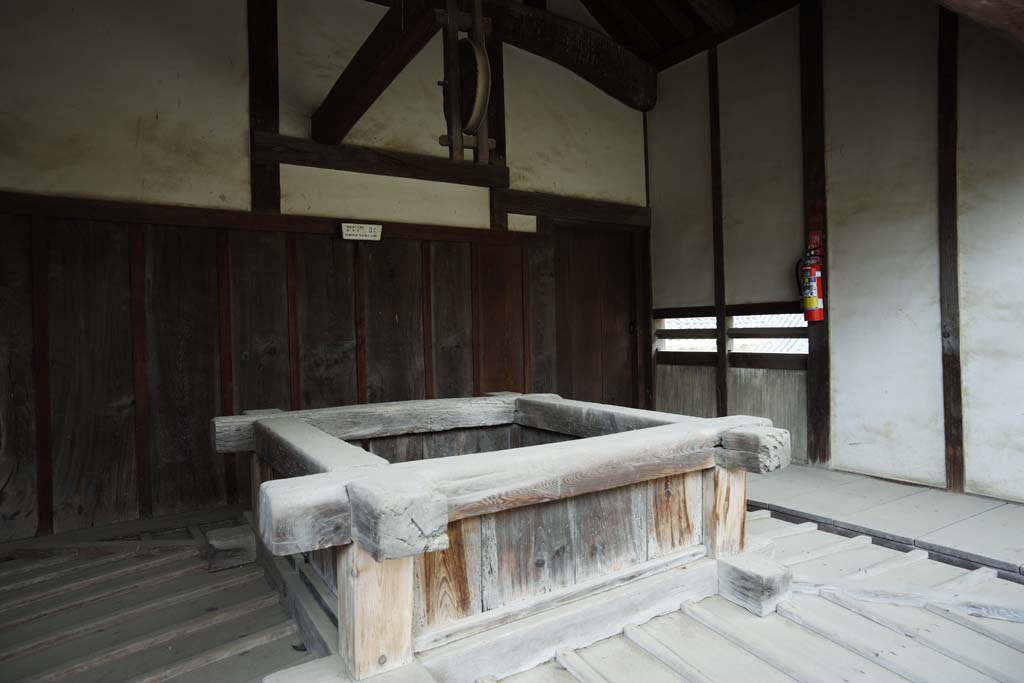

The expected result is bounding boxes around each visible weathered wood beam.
[258,473,354,556]
[311,0,440,144]
[718,552,792,616]
[254,132,510,188]
[578,0,665,60]
[212,394,551,453]
[685,0,735,31]
[490,189,651,227]
[347,471,450,561]
[253,418,386,477]
[939,0,1024,45]
[653,0,698,38]
[703,466,745,558]
[656,0,799,70]
[485,0,657,110]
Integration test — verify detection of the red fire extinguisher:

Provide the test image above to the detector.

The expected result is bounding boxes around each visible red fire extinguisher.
[798,230,825,322]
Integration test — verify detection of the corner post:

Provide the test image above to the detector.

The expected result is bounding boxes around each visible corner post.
[702,466,746,558]
[336,543,415,679]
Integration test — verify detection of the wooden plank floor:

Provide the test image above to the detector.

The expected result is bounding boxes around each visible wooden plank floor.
[748,464,1024,578]
[501,511,1024,683]
[0,508,316,683]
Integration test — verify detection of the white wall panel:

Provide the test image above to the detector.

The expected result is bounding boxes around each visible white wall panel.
[719,9,804,305]
[824,0,945,486]
[648,55,715,309]
[958,20,1024,502]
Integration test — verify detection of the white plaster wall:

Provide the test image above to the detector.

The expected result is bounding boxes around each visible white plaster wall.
[504,45,647,205]
[0,0,250,209]
[958,20,1024,502]
[824,0,945,486]
[719,9,804,305]
[647,55,715,309]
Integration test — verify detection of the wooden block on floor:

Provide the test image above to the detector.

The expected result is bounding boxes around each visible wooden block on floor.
[719,552,792,616]
[206,525,257,571]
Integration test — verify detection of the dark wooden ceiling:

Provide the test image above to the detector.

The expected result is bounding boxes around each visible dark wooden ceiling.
[566,0,800,69]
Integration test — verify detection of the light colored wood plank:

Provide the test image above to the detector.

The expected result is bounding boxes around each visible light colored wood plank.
[778,593,996,683]
[254,417,387,476]
[775,534,872,566]
[757,521,817,541]
[638,610,798,683]
[415,545,705,652]
[555,649,609,683]
[825,592,1024,682]
[261,656,439,683]
[622,625,714,683]
[419,559,717,683]
[684,596,908,683]
[648,472,702,559]
[569,483,647,583]
[745,509,771,521]
[718,552,791,616]
[702,467,746,558]
[414,518,482,631]
[573,635,682,683]
[502,660,577,683]
[213,395,551,453]
[337,543,414,679]
[847,548,929,579]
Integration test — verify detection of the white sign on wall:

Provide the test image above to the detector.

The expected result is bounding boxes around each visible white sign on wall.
[340,222,383,241]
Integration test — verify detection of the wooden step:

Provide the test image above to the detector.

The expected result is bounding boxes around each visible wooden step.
[0,565,266,662]
[684,596,907,683]
[21,592,281,682]
[0,555,204,630]
[622,624,714,683]
[0,551,133,596]
[825,591,1024,682]
[777,593,996,683]
[0,554,73,581]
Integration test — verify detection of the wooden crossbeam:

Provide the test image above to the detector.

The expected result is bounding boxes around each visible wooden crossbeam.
[312,0,440,144]
[685,0,735,32]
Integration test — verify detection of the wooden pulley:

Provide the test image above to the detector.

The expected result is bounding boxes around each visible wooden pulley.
[458,37,491,135]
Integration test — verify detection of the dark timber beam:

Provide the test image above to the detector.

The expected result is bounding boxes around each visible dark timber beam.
[312,0,440,144]
[578,0,665,60]
[685,0,735,31]
[486,0,657,110]
[362,0,657,110]
[254,132,510,188]
[939,0,1024,45]
[657,0,798,70]
[938,8,964,492]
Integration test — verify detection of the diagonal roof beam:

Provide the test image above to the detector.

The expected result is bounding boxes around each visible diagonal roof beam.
[312,0,440,144]
[939,0,1024,44]
[685,0,736,32]
[486,0,657,110]
[578,0,665,60]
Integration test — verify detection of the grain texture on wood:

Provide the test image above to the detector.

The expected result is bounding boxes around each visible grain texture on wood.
[476,244,525,394]
[146,226,223,516]
[254,417,386,476]
[364,239,425,403]
[648,472,702,558]
[259,473,353,556]
[348,471,450,561]
[526,238,558,393]
[294,235,357,409]
[718,552,792,616]
[429,242,474,399]
[482,498,574,610]
[421,426,513,459]
[368,434,427,463]
[569,483,646,582]
[415,517,482,630]
[703,466,746,558]
[49,220,136,532]
[0,216,37,541]
[337,543,415,678]
[417,545,706,652]
[231,231,290,503]
[212,394,534,453]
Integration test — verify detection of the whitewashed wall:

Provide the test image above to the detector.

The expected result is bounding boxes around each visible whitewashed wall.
[648,55,714,309]
[0,0,251,210]
[958,21,1024,503]
[719,9,804,305]
[824,0,945,486]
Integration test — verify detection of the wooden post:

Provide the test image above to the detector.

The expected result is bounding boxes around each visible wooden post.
[336,543,414,679]
[702,466,746,558]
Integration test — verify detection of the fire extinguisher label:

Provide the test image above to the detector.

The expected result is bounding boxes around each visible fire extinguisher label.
[801,275,817,300]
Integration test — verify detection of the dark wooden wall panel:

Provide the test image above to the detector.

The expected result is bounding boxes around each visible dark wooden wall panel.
[526,239,558,393]
[364,240,425,403]
[568,233,606,402]
[230,231,290,502]
[295,236,357,409]
[476,244,525,394]
[146,226,224,516]
[430,243,473,399]
[600,232,636,407]
[49,220,137,532]
[0,216,37,540]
